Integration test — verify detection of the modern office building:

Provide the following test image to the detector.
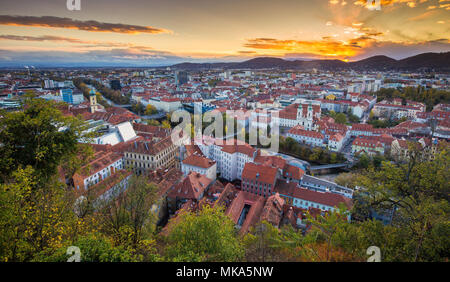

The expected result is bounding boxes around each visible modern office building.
[110,79,122,90]
[175,71,188,86]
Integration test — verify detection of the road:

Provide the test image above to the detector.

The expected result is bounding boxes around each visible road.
[340,136,356,163]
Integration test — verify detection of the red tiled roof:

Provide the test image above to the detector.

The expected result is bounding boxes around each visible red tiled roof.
[219,139,256,157]
[168,172,212,200]
[352,136,383,148]
[182,155,215,169]
[225,190,266,234]
[292,187,353,209]
[125,135,173,155]
[260,193,285,227]
[288,127,324,139]
[75,151,122,178]
[242,163,278,185]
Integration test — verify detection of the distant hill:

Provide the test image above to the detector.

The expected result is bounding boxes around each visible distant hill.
[171,52,450,71]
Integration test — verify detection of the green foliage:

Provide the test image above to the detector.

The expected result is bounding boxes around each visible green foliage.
[131,102,145,115]
[73,78,130,105]
[335,113,347,124]
[353,153,387,169]
[243,221,285,262]
[352,148,450,261]
[0,98,90,181]
[145,104,158,115]
[35,235,139,262]
[207,79,221,87]
[334,173,360,189]
[98,174,159,248]
[368,116,407,128]
[146,119,160,126]
[374,86,450,111]
[161,120,172,129]
[165,205,244,262]
[0,166,78,261]
[326,110,359,124]
[279,137,347,164]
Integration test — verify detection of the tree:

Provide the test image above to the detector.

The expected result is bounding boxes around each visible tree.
[0,167,79,261]
[98,174,159,249]
[334,173,360,189]
[35,235,139,262]
[165,205,243,262]
[243,221,285,262]
[355,153,370,169]
[145,104,158,115]
[0,98,90,181]
[303,204,353,262]
[131,102,145,115]
[335,113,347,124]
[146,119,160,126]
[353,148,450,261]
[161,120,172,129]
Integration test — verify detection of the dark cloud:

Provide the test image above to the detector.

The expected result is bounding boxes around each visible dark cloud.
[0,34,90,43]
[0,34,154,49]
[0,15,171,34]
[0,48,236,67]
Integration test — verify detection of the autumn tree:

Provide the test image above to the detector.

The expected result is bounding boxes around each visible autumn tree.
[353,147,450,261]
[98,174,159,249]
[145,104,158,115]
[0,98,90,182]
[243,221,286,262]
[164,205,243,262]
[0,167,79,261]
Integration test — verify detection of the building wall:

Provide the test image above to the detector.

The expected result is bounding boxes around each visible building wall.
[124,143,177,174]
[181,163,217,180]
[73,158,124,191]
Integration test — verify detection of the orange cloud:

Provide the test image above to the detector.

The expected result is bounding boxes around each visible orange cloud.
[243,36,376,58]
[0,15,171,34]
[354,0,428,8]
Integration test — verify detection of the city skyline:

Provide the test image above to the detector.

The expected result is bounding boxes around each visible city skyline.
[0,0,449,66]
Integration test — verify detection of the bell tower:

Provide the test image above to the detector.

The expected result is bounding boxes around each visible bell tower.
[307,103,313,120]
[89,89,98,113]
[297,104,303,120]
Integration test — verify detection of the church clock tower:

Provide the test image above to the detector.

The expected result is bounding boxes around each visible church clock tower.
[89,89,98,113]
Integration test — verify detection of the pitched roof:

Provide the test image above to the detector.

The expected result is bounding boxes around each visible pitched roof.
[352,136,383,148]
[75,151,122,178]
[168,171,212,200]
[288,127,324,139]
[292,187,353,209]
[242,162,278,185]
[125,135,173,155]
[260,193,285,227]
[182,154,216,169]
[219,139,256,157]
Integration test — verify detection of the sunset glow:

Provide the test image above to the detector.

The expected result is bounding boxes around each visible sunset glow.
[0,0,448,66]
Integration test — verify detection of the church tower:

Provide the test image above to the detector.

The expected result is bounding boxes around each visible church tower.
[89,89,98,113]
[307,103,313,120]
[297,104,303,120]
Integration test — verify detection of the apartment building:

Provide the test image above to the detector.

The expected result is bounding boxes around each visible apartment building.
[181,154,217,180]
[197,138,258,181]
[124,135,178,174]
[73,151,124,191]
[287,126,325,147]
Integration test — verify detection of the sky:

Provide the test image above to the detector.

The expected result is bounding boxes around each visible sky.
[0,0,449,66]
